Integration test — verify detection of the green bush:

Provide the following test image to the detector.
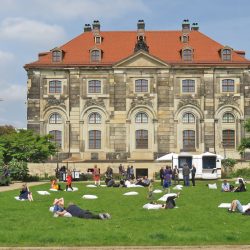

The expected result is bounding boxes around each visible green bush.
[8,159,29,181]
[0,176,11,186]
[230,167,250,179]
[221,158,236,176]
[23,175,40,182]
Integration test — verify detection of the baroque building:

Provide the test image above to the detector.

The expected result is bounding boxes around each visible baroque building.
[25,20,250,163]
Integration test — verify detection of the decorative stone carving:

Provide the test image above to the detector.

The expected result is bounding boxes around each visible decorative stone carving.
[131,96,153,108]
[134,36,149,53]
[218,95,240,108]
[84,99,105,109]
[106,152,129,160]
[44,95,66,109]
[178,97,200,109]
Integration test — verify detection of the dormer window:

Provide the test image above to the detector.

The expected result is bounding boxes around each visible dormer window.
[95,36,102,44]
[182,48,193,61]
[90,49,101,62]
[181,34,189,43]
[221,48,232,61]
[52,49,63,62]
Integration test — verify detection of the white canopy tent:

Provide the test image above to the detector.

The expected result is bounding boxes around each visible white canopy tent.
[156,153,178,161]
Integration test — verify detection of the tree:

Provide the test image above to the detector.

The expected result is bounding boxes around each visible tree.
[0,129,57,163]
[0,125,16,136]
[238,118,250,155]
[221,158,236,176]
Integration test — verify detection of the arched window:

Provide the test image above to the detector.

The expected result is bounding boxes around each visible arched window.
[135,112,148,123]
[222,113,235,123]
[49,80,62,94]
[136,130,148,149]
[222,49,231,61]
[135,79,148,92]
[222,130,235,148]
[52,50,62,62]
[182,113,195,123]
[49,130,62,147]
[89,112,101,124]
[91,50,101,62]
[183,130,195,149]
[89,130,101,149]
[182,79,195,93]
[49,113,62,124]
[182,49,192,61]
[88,80,101,93]
[222,79,234,92]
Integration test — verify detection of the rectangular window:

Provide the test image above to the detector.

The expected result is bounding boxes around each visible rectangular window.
[89,130,101,149]
[49,130,62,148]
[136,130,148,149]
[222,79,234,92]
[183,130,195,150]
[222,130,235,148]
[49,80,62,94]
[52,50,62,62]
[88,80,101,94]
[182,79,195,93]
[135,79,148,92]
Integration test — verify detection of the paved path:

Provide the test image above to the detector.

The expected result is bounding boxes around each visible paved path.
[0,181,48,192]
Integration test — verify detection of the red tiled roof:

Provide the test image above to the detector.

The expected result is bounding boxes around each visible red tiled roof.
[25,30,250,68]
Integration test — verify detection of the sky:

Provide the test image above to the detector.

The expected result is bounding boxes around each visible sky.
[0,0,250,128]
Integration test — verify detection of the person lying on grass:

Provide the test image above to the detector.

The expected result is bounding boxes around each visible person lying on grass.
[228,199,250,214]
[19,183,33,201]
[150,192,180,209]
[52,198,111,220]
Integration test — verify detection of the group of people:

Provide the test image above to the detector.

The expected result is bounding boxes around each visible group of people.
[159,164,196,188]
[221,178,246,192]
[50,169,73,191]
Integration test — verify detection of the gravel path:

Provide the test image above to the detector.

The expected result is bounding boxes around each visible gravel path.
[0,181,48,192]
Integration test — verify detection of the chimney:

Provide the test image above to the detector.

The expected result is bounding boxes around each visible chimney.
[92,20,100,35]
[191,23,199,31]
[84,24,92,32]
[182,19,190,32]
[137,20,145,40]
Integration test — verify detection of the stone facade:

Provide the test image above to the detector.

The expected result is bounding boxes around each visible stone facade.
[25,21,250,167]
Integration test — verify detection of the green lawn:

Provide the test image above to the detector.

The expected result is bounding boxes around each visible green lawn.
[0,181,250,247]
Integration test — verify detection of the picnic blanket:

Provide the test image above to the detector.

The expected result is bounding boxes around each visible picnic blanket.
[158,193,177,201]
[143,203,163,210]
[37,191,50,195]
[82,194,98,199]
[123,191,139,196]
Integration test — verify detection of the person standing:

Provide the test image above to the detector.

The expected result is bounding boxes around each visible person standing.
[66,170,73,191]
[182,164,190,187]
[191,164,196,187]
[159,167,165,186]
[93,165,100,186]
[126,165,131,180]
[130,166,135,180]
[172,165,179,185]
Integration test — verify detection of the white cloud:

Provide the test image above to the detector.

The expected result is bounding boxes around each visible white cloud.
[0,0,149,22]
[0,18,66,47]
[0,83,26,101]
[0,50,14,64]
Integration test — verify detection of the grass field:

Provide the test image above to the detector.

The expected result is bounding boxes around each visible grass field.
[0,180,250,247]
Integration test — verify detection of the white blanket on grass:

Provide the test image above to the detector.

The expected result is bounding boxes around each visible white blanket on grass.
[37,191,50,195]
[49,188,58,192]
[82,194,98,199]
[143,203,163,210]
[14,196,27,201]
[208,183,217,189]
[64,187,78,192]
[86,184,97,188]
[123,191,138,196]
[152,189,163,194]
[158,193,177,201]
[173,185,183,190]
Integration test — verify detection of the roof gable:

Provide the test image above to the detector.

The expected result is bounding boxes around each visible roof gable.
[113,51,169,68]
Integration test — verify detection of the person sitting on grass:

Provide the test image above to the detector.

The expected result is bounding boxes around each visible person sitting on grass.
[232,178,246,192]
[51,178,62,191]
[228,199,250,213]
[19,183,33,201]
[221,180,230,192]
[53,199,111,220]
[162,192,180,209]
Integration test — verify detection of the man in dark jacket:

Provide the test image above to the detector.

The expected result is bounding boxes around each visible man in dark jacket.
[182,164,190,186]
[191,165,196,186]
